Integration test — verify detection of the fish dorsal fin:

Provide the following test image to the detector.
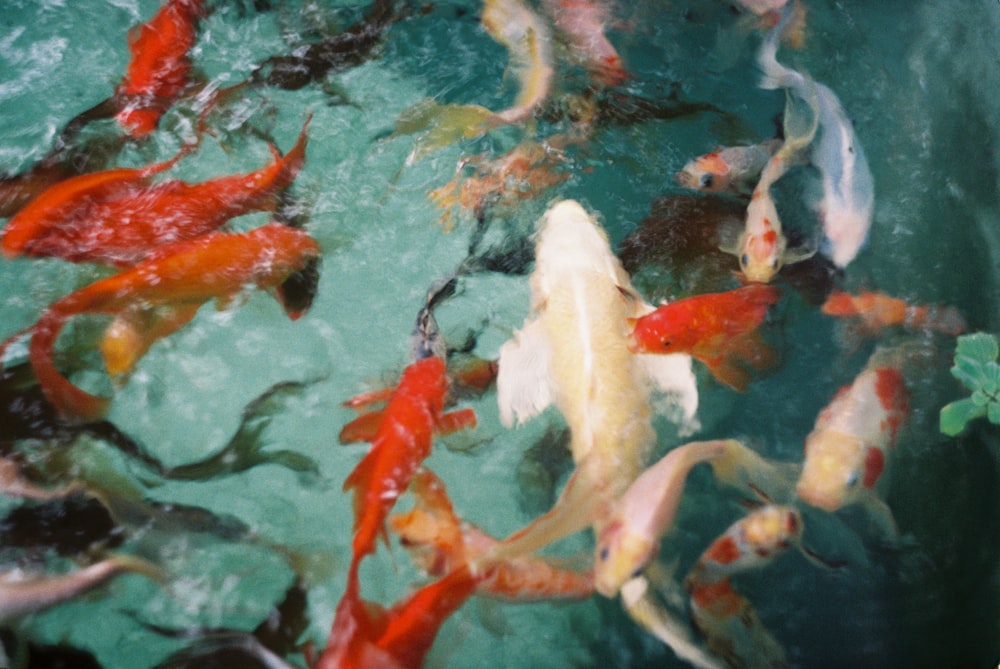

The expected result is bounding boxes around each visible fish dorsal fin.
[496,317,555,427]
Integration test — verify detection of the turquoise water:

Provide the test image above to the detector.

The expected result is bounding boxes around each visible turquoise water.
[0,1,999,667]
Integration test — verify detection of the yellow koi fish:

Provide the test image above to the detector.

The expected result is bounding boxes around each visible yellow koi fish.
[482,200,698,566]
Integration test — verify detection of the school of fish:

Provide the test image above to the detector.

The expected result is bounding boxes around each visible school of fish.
[0,1,980,668]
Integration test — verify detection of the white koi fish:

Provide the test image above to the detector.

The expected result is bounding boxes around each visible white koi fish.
[541,0,627,87]
[594,439,733,597]
[758,7,875,268]
[482,200,698,567]
[796,349,909,534]
[676,140,782,195]
[0,555,162,623]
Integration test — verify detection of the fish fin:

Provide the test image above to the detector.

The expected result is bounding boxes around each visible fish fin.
[496,318,555,427]
[705,331,780,392]
[339,409,386,444]
[343,386,396,410]
[636,352,700,431]
[781,245,817,266]
[710,439,798,502]
[394,100,494,163]
[435,408,477,436]
[101,304,200,379]
[620,575,725,669]
[863,494,900,541]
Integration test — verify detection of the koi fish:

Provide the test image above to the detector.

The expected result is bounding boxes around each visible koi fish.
[541,0,628,87]
[481,200,698,567]
[628,284,782,392]
[686,505,803,589]
[593,440,733,597]
[0,223,321,421]
[2,118,310,268]
[821,289,967,337]
[687,578,788,669]
[342,355,476,568]
[758,9,874,269]
[395,0,553,162]
[115,0,206,137]
[675,140,782,195]
[0,555,162,623]
[390,468,594,602]
[317,566,477,669]
[796,349,909,534]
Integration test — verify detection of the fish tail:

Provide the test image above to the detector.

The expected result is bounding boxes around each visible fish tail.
[30,307,111,422]
[710,439,797,502]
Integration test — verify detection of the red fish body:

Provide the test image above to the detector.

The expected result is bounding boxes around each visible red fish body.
[342,356,476,567]
[115,0,206,137]
[0,224,321,421]
[821,289,967,337]
[628,284,781,391]
[1,120,308,268]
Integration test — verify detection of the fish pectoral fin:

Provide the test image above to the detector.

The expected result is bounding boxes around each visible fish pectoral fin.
[338,409,385,444]
[101,304,200,379]
[496,318,555,427]
[435,408,477,436]
[863,494,900,542]
[636,352,700,431]
[781,245,816,266]
[704,332,779,392]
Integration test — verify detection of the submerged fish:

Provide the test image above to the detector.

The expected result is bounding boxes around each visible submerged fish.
[0,224,321,421]
[542,0,628,87]
[676,140,782,195]
[628,284,782,392]
[821,289,967,338]
[796,348,909,535]
[483,200,698,566]
[2,117,310,268]
[115,0,206,137]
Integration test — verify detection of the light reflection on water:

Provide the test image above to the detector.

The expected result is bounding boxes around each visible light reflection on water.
[0,1,998,668]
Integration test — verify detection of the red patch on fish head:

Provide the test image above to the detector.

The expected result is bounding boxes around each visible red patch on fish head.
[862,447,885,489]
[706,535,742,565]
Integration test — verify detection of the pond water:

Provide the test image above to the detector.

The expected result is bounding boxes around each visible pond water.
[1,1,999,668]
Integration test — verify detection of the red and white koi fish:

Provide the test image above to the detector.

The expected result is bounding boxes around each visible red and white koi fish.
[675,140,782,195]
[115,0,206,138]
[2,118,309,268]
[686,505,803,589]
[796,349,909,534]
[0,555,162,623]
[0,224,321,422]
[628,285,782,392]
[342,356,476,571]
[481,200,698,570]
[758,9,874,269]
[390,468,594,602]
[687,578,788,669]
[821,289,967,338]
[593,440,733,597]
[316,565,477,669]
[541,0,628,87]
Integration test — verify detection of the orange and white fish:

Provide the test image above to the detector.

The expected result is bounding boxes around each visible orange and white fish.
[758,9,874,269]
[390,468,594,602]
[342,356,476,570]
[115,0,206,137]
[542,0,628,87]
[796,349,909,534]
[2,118,309,268]
[0,224,321,421]
[821,289,967,338]
[675,140,782,195]
[481,200,697,569]
[1,555,161,623]
[593,440,733,597]
[628,284,782,392]
[317,565,477,669]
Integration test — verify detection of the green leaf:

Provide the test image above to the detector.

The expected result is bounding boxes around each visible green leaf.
[956,332,999,364]
[940,397,987,436]
[988,401,1000,426]
[950,333,1000,391]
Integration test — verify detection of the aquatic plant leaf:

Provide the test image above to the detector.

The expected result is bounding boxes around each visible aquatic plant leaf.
[950,332,1000,390]
[939,396,986,436]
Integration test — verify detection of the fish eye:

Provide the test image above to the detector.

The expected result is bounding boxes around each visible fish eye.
[631,565,645,579]
[700,174,714,189]
[740,253,749,268]
[845,470,860,488]
[599,546,610,562]
[661,338,672,348]
[771,257,780,270]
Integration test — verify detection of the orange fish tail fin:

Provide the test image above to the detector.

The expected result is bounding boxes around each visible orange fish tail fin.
[274,114,312,190]
[30,311,111,422]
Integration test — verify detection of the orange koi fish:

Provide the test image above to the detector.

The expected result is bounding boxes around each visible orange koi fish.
[115,0,206,137]
[317,565,477,669]
[796,349,909,534]
[628,285,782,392]
[342,356,477,568]
[821,289,967,337]
[542,0,628,87]
[2,118,309,268]
[0,224,321,422]
[390,469,594,602]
